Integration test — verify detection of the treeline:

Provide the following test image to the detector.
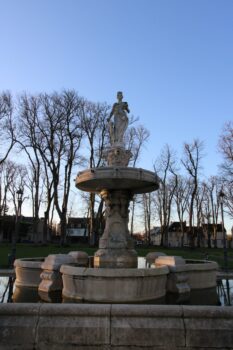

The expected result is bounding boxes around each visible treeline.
[134,124,233,247]
[0,90,148,245]
[0,91,232,247]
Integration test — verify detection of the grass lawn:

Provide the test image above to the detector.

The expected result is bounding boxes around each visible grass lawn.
[0,243,232,269]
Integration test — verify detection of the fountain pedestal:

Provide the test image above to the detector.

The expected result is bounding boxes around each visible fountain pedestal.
[94,189,137,268]
[76,166,159,270]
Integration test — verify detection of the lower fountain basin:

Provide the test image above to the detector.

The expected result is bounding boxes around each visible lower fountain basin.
[13,256,219,304]
[61,264,169,303]
[185,259,218,289]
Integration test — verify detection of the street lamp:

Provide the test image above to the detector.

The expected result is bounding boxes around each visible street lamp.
[8,188,24,268]
[16,188,23,218]
[15,188,24,242]
[219,190,228,272]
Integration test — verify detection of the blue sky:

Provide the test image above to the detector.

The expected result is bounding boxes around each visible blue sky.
[0,0,233,228]
[1,0,232,175]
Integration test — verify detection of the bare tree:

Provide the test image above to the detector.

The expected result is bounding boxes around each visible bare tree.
[221,179,233,219]
[173,176,190,246]
[0,161,17,216]
[219,121,233,181]
[125,124,150,235]
[0,92,16,165]
[142,193,153,244]
[33,91,83,244]
[126,125,150,167]
[17,94,43,242]
[202,177,221,247]
[181,139,204,247]
[7,163,28,243]
[80,100,110,245]
[195,182,207,247]
[218,122,233,219]
[153,145,178,246]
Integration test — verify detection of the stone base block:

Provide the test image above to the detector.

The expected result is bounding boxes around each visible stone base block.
[39,270,62,292]
[111,305,184,348]
[39,254,75,293]
[0,304,38,349]
[94,248,138,268]
[68,251,89,266]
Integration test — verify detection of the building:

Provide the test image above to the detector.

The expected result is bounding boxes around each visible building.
[141,221,228,248]
[0,215,45,243]
[150,227,161,246]
[66,217,89,242]
[168,222,227,248]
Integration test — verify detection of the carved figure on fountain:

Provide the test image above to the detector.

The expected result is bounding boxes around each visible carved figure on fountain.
[108,91,129,147]
[105,91,133,167]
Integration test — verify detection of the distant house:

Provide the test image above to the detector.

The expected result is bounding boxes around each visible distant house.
[167,222,226,248]
[202,223,227,248]
[132,232,145,245]
[139,221,228,248]
[0,215,15,242]
[166,222,188,247]
[66,217,89,242]
[150,227,161,246]
[0,215,45,243]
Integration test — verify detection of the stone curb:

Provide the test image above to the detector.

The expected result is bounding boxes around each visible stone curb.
[0,304,233,349]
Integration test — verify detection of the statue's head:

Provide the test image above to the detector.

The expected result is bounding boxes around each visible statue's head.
[117,91,123,101]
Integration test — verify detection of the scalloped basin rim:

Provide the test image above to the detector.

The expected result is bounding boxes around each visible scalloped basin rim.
[60,265,169,277]
[14,257,45,268]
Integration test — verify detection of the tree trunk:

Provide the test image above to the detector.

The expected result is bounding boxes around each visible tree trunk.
[59,212,67,246]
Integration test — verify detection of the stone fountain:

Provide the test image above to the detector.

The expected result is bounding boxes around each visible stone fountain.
[6,92,227,350]
[13,92,218,304]
[77,92,159,269]
[58,92,168,302]
[60,91,170,302]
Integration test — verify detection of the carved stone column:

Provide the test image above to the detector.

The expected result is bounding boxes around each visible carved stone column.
[94,189,137,268]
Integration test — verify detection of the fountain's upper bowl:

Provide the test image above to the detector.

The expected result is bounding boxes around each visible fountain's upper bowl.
[76,167,159,194]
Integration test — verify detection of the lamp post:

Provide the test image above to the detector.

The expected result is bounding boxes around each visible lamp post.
[15,188,23,242]
[219,190,228,273]
[8,188,24,268]
[16,188,23,218]
[206,212,211,249]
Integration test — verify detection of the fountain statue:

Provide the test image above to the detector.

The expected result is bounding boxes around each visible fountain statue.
[108,91,129,146]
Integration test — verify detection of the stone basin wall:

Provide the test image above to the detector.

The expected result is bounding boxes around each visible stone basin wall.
[0,303,233,349]
[14,257,44,288]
